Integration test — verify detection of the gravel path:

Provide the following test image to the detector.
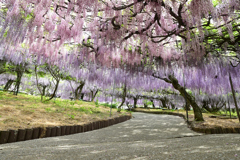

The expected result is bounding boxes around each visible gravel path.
[0,112,240,160]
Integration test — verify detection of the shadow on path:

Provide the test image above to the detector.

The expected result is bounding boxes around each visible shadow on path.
[0,113,239,160]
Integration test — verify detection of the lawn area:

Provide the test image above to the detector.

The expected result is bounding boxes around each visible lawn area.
[0,91,130,130]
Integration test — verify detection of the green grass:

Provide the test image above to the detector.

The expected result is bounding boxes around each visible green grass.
[218,111,238,117]
[45,107,52,112]
[67,114,75,119]
[0,90,130,130]
[95,99,99,108]
[100,102,118,109]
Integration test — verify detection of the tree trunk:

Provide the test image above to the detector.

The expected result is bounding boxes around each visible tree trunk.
[118,84,127,112]
[160,98,167,108]
[42,86,47,96]
[74,82,85,100]
[151,99,155,108]
[90,90,94,101]
[229,73,240,122]
[227,96,231,118]
[118,97,126,111]
[144,102,148,108]
[183,102,191,111]
[133,97,138,108]
[4,80,14,91]
[34,65,43,102]
[13,69,23,95]
[126,101,131,109]
[44,65,61,102]
[91,89,99,102]
[168,75,204,121]
[45,79,59,102]
[80,93,84,100]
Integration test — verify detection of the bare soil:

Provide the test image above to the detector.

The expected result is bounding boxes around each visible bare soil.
[0,91,130,130]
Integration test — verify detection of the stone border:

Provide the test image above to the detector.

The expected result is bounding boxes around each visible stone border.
[131,109,240,134]
[0,115,131,145]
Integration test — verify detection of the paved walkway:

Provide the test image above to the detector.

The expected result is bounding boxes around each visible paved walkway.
[0,112,240,160]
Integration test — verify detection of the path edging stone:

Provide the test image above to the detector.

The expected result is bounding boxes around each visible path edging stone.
[0,115,131,145]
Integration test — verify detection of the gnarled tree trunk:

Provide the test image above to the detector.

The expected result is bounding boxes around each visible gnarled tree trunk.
[168,75,204,121]
[90,89,99,102]
[160,98,168,109]
[153,74,204,121]
[75,82,85,100]
[44,65,60,102]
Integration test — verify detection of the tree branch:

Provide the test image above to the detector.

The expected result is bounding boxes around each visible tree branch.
[152,73,172,83]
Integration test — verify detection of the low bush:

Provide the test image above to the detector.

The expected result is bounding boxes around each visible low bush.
[101,102,117,108]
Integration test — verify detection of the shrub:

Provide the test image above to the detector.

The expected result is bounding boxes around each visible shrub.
[101,102,117,108]
[201,95,226,113]
[95,99,99,107]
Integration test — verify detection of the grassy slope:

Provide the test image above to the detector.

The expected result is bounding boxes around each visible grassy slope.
[0,91,130,130]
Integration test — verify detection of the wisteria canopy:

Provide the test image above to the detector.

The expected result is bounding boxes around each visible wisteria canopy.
[0,0,240,121]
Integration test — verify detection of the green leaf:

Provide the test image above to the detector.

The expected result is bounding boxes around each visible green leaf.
[3,31,8,38]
